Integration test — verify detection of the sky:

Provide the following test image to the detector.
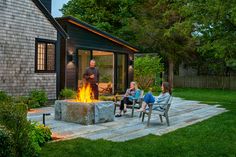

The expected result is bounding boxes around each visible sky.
[51,0,70,17]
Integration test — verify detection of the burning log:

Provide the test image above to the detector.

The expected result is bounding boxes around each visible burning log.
[76,84,94,103]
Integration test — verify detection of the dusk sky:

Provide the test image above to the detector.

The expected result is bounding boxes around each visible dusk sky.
[51,0,70,17]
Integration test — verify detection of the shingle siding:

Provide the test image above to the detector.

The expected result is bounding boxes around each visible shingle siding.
[0,0,57,99]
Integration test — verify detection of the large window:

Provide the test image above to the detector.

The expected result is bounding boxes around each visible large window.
[35,39,56,72]
[117,54,127,92]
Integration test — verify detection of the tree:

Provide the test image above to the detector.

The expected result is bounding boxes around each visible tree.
[61,0,235,88]
[134,55,164,90]
[61,0,138,41]
[189,0,236,76]
[129,0,196,87]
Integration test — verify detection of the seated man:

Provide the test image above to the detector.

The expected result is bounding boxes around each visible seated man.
[137,82,171,112]
[115,81,141,117]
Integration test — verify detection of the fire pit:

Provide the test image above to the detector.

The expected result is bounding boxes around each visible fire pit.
[55,84,114,125]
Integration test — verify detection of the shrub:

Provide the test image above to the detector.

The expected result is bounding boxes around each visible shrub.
[134,55,164,91]
[17,89,49,109]
[149,85,162,93]
[60,88,77,99]
[15,95,28,103]
[29,89,48,106]
[28,122,52,154]
[15,90,48,109]
[99,96,115,101]
[0,126,14,157]
[0,91,52,156]
[0,91,11,102]
[30,123,52,146]
[0,101,38,157]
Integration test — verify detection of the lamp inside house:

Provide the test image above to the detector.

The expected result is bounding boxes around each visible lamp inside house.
[67,53,73,62]
[128,56,134,70]
[129,56,133,66]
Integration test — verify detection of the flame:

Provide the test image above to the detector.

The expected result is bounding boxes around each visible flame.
[76,84,94,103]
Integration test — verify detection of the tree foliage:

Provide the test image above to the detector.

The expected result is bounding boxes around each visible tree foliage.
[61,0,138,41]
[134,55,164,90]
[189,0,236,75]
[129,0,196,86]
[61,0,236,81]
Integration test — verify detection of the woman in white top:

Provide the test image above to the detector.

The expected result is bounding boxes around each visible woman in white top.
[137,82,171,112]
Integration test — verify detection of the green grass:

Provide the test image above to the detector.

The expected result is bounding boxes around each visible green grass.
[40,88,236,157]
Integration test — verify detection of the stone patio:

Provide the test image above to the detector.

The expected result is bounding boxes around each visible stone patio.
[27,97,227,142]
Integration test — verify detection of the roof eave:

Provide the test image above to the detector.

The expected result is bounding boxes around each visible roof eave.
[57,16,139,53]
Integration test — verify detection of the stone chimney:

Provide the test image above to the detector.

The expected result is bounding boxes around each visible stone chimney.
[40,0,52,13]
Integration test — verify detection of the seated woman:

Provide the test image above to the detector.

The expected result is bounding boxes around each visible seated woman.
[137,82,171,112]
[115,81,140,117]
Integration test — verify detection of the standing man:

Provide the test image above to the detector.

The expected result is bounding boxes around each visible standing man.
[83,59,100,99]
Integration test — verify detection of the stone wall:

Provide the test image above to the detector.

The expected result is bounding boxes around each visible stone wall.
[0,0,58,99]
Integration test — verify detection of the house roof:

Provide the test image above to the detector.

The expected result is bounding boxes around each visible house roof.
[32,0,68,39]
[56,16,139,53]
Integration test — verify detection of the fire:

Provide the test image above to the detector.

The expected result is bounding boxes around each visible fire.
[76,84,94,103]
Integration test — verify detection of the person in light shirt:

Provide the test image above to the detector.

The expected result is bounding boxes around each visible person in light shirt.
[115,82,141,117]
[137,82,171,112]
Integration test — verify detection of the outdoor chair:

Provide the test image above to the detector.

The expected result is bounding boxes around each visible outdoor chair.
[114,90,144,117]
[140,96,173,127]
[99,82,112,95]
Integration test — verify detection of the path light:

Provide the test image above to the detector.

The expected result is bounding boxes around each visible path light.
[43,113,51,126]
[129,56,134,66]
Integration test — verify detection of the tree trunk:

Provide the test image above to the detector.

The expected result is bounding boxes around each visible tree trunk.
[168,58,174,88]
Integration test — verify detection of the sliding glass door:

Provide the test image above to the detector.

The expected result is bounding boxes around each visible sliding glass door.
[77,50,91,88]
[77,49,127,94]
[116,54,127,93]
[93,50,114,94]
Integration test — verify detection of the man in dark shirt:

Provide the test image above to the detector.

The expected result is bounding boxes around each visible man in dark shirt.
[83,59,100,99]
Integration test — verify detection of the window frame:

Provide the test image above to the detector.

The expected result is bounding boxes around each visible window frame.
[35,38,56,73]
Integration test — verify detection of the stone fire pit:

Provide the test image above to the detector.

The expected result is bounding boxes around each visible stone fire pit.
[54,100,114,125]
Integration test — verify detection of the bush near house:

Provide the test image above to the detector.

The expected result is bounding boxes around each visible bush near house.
[14,89,48,109]
[0,99,37,156]
[28,123,52,154]
[0,91,52,157]
[28,89,48,108]
[99,95,115,101]
[0,91,11,102]
[60,88,77,99]
[0,125,14,157]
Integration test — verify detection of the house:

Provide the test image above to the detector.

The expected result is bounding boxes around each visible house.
[56,16,138,94]
[0,0,138,99]
[0,0,68,99]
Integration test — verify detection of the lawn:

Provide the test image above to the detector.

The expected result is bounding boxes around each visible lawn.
[40,88,236,157]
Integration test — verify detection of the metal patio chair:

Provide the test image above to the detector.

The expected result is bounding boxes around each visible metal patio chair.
[114,90,144,117]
